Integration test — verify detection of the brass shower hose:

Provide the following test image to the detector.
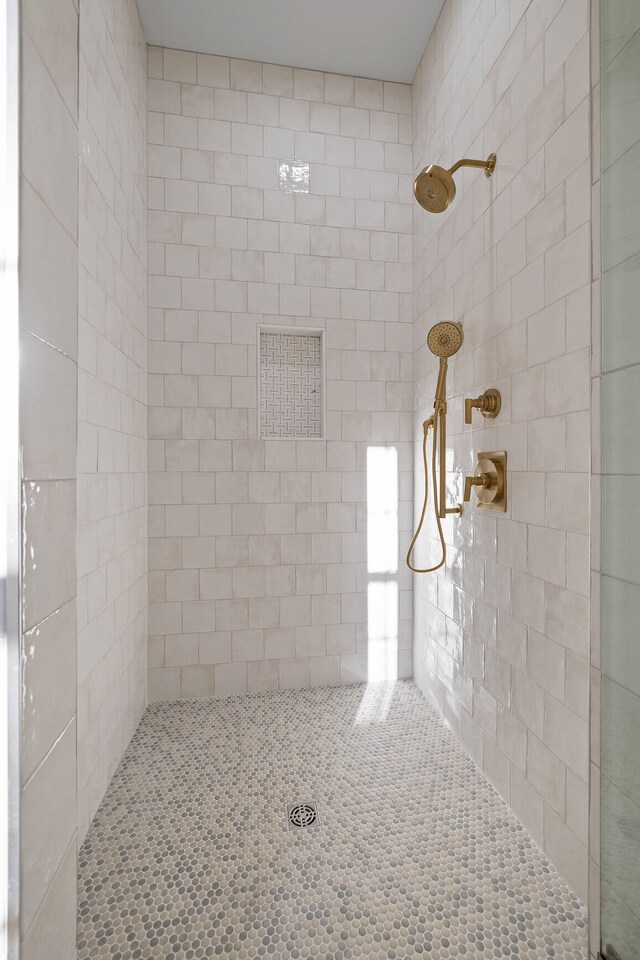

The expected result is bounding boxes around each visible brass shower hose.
[406,413,447,574]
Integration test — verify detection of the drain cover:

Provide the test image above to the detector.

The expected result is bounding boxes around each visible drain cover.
[287,802,319,829]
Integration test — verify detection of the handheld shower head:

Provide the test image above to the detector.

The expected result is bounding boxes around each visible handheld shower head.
[428,322,463,407]
[407,320,465,573]
[414,154,496,213]
[427,321,463,359]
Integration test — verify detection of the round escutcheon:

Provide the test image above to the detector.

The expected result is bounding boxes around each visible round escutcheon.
[475,458,502,504]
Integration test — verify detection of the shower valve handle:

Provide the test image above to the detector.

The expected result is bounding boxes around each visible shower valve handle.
[463,454,506,510]
[464,388,502,424]
[463,473,490,503]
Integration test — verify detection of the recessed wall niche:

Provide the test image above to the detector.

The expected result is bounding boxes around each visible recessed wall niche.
[258,328,324,440]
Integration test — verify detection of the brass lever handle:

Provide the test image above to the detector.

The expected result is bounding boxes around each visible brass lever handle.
[463,474,489,503]
[464,388,501,424]
[464,398,477,424]
[463,453,506,510]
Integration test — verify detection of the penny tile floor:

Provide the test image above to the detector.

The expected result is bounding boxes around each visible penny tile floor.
[78,681,587,958]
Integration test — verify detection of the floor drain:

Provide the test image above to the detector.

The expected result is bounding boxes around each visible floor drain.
[287,802,319,829]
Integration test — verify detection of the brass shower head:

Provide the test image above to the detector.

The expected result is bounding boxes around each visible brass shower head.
[427,321,463,359]
[414,153,496,213]
[414,165,456,214]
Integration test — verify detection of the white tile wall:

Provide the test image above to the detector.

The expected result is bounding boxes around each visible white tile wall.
[76,0,148,841]
[147,48,414,697]
[412,0,592,902]
[17,0,603,943]
[19,0,78,954]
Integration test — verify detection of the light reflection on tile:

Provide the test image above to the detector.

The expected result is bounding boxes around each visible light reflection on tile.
[278,158,310,192]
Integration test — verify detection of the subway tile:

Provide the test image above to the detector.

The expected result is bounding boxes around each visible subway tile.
[20,181,77,356]
[278,658,310,688]
[527,628,566,700]
[163,48,197,83]
[545,583,590,656]
[247,659,279,692]
[148,78,181,113]
[197,53,230,88]
[262,64,293,97]
[21,720,76,933]
[528,733,566,816]
[544,223,591,303]
[511,669,545,739]
[149,668,181,702]
[141,29,594,906]
[545,348,590,415]
[544,806,588,903]
[510,768,544,844]
[22,35,78,240]
[21,837,76,960]
[565,652,589,722]
[20,332,77,480]
[230,59,262,93]
[546,695,589,781]
[322,74,354,107]
[544,0,588,82]
[22,600,76,783]
[182,665,215,698]
[512,571,545,632]
[527,525,566,585]
[22,480,76,632]
[546,473,589,534]
[22,0,77,117]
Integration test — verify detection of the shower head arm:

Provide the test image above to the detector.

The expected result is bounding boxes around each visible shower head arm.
[449,153,496,177]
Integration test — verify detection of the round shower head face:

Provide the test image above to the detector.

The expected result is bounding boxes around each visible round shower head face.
[414,165,456,213]
[427,321,463,358]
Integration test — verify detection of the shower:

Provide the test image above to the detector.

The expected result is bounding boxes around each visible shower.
[428,320,463,403]
[414,153,496,212]
[406,321,463,574]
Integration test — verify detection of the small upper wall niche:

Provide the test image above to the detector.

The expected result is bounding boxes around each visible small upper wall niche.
[258,328,324,440]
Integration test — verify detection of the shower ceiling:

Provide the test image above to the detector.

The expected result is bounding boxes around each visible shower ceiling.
[135,0,445,83]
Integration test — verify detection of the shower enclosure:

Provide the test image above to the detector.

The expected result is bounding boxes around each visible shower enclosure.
[599,1,640,957]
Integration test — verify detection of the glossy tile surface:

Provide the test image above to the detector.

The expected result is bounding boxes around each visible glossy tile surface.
[78,682,587,959]
[411,0,592,894]
[146,46,414,700]
[76,0,148,842]
[21,479,76,632]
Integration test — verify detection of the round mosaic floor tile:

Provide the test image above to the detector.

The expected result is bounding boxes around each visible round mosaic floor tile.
[78,681,587,959]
